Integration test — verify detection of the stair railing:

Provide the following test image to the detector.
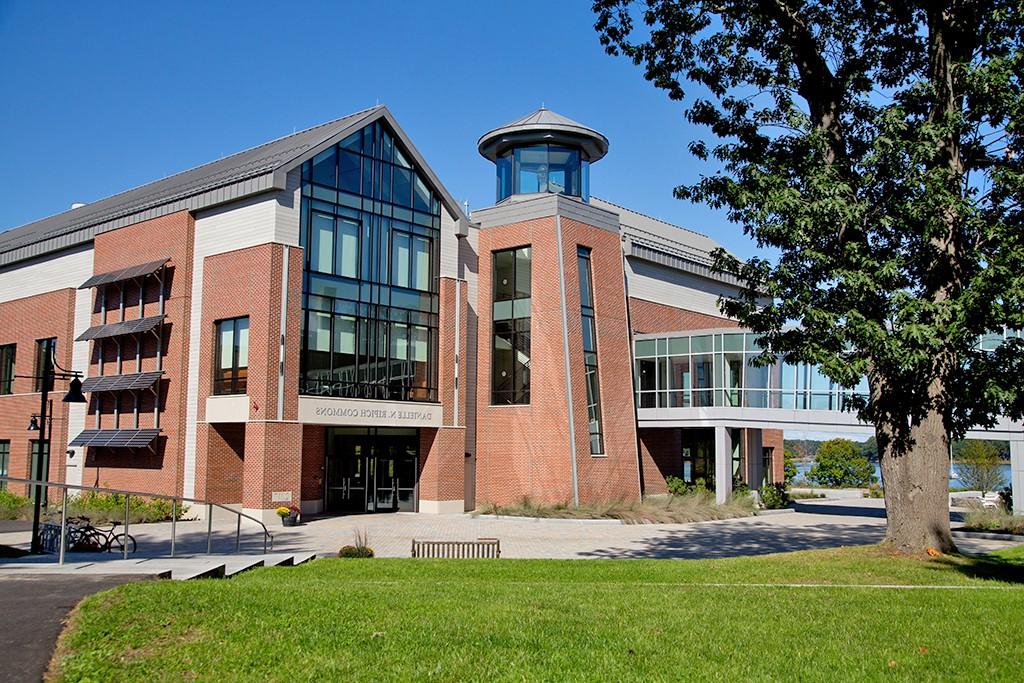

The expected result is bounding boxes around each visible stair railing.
[0,476,273,564]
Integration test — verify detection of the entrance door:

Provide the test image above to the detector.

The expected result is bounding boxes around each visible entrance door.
[324,428,418,514]
[326,439,369,513]
[374,439,417,512]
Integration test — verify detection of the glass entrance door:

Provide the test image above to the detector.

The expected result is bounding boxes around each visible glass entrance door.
[324,428,419,514]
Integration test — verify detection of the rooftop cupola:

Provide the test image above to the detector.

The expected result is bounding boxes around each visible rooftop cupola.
[478,107,608,204]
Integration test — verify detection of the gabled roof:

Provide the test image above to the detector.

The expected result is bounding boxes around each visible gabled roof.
[0,105,468,267]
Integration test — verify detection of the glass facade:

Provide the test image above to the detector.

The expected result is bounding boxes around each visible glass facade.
[214,317,249,395]
[634,332,869,411]
[492,247,531,404]
[496,145,589,202]
[299,120,441,403]
[0,344,13,395]
[577,247,604,454]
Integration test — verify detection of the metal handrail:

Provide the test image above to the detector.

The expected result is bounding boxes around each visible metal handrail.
[0,475,273,564]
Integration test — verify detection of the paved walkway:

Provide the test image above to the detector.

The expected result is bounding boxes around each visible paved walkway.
[0,574,151,683]
[1,498,1017,563]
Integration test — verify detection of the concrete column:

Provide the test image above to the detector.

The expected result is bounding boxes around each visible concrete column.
[715,426,733,504]
[1011,440,1024,515]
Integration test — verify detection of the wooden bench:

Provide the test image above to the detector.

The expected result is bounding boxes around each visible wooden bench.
[411,538,501,558]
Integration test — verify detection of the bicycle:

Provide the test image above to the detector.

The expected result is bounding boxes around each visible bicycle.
[66,516,137,554]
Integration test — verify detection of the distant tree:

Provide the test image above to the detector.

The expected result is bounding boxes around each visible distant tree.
[783,448,798,485]
[953,439,1009,461]
[595,1,1024,554]
[957,441,1007,494]
[858,437,878,462]
[808,439,877,488]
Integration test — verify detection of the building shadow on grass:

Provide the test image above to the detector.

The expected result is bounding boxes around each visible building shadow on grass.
[578,521,885,559]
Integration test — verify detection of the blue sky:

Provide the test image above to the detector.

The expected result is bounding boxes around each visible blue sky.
[0,1,761,259]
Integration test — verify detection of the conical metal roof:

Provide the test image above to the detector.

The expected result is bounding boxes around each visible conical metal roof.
[477,107,609,162]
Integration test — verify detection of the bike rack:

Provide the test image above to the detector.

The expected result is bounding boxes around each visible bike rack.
[0,476,273,565]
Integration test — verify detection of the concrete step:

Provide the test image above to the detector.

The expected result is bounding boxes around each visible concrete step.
[0,552,313,580]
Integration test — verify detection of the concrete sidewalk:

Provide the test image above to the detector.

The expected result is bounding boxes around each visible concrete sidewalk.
[2,498,1018,565]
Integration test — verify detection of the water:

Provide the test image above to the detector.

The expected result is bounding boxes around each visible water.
[794,461,1011,490]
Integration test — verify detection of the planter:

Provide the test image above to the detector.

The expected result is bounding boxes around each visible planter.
[282,516,298,527]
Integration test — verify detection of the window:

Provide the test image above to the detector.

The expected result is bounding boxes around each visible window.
[0,441,8,490]
[34,338,56,392]
[309,213,359,279]
[492,247,531,404]
[577,247,604,454]
[497,145,586,201]
[29,441,49,505]
[391,232,432,291]
[0,344,14,395]
[214,317,249,395]
[298,119,441,403]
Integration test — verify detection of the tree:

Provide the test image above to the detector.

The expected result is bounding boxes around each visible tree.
[783,448,798,485]
[808,439,877,487]
[957,440,1007,494]
[595,1,1024,554]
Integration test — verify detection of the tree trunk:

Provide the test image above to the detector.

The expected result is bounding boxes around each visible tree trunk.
[878,408,956,554]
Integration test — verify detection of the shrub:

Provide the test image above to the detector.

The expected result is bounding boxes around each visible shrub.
[759,483,790,509]
[0,489,31,520]
[863,483,884,499]
[339,529,374,557]
[41,491,190,524]
[666,476,710,497]
[963,506,1024,535]
[998,487,1013,512]
[808,439,877,487]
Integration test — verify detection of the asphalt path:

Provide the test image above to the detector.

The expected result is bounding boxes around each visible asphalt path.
[0,574,149,682]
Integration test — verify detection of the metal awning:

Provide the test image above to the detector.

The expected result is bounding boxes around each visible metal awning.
[69,429,160,448]
[78,258,170,289]
[76,314,165,342]
[81,371,163,393]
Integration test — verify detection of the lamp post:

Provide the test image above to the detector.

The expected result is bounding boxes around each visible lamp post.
[19,344,86,554]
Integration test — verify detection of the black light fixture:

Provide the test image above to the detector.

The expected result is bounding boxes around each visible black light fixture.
[27,416,40,431]
[62,376,87,404]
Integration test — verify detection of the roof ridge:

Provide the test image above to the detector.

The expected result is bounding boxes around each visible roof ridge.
[1,105,383,237]
[592,196,716,242]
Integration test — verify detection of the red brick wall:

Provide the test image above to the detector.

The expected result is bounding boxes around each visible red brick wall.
[475,215,640,506]
[301,425,325,503]
[200,423,245,503]
[562,218,640,504]
[192,243,304,508]
[763,428,785,483]
[81,211,194,495]
[0,288,77,498]
[638,428,682,495]
[417,277,467,504]
[629,297,737,334]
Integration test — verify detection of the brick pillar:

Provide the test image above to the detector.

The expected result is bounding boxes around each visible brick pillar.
[418,427,466,513]
[242,421,303,522]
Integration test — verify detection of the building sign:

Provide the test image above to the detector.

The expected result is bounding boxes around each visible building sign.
[298,396,443,428]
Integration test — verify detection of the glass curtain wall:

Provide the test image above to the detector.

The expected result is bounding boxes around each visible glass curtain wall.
[634,332,869,411]
[492,247,531,404]
[299,120,441,402]
[496,145,587,202]
[577,247,604,454]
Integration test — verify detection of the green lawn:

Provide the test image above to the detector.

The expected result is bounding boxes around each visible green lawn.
[53,546,1024,682]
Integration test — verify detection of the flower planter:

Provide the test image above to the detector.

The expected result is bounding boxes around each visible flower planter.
[282,516,298,527]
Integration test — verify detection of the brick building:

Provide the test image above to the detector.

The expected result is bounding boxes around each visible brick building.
[0,105,797,521]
